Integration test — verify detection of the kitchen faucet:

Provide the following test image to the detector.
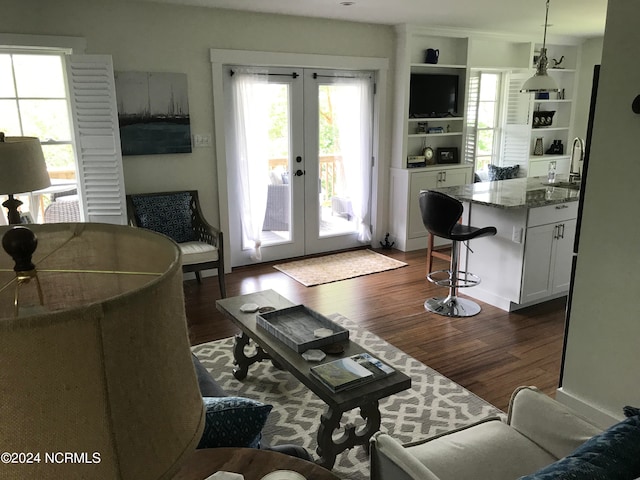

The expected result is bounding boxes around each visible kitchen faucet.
[569,137,584,183]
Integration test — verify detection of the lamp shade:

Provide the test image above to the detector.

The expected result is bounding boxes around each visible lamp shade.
[0,223,205,479]
[0,136,51,194]
[521,71,559,93]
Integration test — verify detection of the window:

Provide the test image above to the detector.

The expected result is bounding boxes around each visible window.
[0,51,77,220]
[0,46,126,226]
[475,72,503,172]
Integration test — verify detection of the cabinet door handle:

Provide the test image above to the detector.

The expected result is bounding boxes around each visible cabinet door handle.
[553,225,559,239]
[559,223,565,239]
[555,204,569,210]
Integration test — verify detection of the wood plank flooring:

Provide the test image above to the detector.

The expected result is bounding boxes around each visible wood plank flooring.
[184,248,566,412]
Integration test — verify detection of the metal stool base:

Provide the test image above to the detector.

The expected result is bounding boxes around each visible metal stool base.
[425,295,482,318]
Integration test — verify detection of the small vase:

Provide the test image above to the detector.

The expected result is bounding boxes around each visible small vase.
[533,137,544,156]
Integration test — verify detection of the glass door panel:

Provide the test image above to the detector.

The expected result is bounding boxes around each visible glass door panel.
[304,70,374,255]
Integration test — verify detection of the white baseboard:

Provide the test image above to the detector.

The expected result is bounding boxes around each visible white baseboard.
[555,387,621,428]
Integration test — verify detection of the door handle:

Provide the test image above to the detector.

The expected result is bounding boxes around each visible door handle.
[294,169,305,176]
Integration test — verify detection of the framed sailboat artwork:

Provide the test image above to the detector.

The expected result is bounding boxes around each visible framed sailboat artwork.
[114,71,192,155]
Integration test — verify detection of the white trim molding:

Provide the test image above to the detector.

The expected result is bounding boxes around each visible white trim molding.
[0,33,86,53]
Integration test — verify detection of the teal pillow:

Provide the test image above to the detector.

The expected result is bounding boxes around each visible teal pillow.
[197,396,272,449]
[519,406,640,480]
[488,164,519,181]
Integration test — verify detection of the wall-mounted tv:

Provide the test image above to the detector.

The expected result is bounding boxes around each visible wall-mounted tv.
[409,73,459,118]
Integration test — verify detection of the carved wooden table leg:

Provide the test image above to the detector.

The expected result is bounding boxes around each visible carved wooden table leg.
[232,332,270,380]
[315,400,381,469]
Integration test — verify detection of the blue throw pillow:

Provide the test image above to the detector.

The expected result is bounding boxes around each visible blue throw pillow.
[131,192,195,243]
[488,164,519,181]
[197,396,273,449]
[519,406,640,480]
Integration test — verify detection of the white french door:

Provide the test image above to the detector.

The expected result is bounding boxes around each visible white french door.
[225,66,374,266]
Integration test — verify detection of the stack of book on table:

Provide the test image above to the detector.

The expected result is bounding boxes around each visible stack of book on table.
[310,353,395,393]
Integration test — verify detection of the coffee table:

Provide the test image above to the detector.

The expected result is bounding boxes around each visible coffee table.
[216,289,411,470]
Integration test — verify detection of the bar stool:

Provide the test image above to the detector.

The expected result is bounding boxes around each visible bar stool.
[419,190,497,317]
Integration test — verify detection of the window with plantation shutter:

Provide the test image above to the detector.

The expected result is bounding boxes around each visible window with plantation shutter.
[464,72,480,165]
[65,55,126,225]
[501,71,531,173]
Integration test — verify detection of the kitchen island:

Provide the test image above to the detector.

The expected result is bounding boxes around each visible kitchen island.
[432,176,580,311]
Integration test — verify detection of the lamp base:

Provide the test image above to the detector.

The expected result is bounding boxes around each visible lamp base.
[2,195,23,225]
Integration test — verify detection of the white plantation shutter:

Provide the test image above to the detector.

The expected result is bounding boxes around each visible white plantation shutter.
[464,71,480,165]
[65,55,126,224]
[502,72,531,174]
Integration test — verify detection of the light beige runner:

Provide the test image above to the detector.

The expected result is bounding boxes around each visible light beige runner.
[273,249,407,286]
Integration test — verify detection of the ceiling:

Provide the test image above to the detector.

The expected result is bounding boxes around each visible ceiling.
[138,0,608,39]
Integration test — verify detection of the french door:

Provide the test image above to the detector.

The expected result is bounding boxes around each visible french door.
[225,66,374,266]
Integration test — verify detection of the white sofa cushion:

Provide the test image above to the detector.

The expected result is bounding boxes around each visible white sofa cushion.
[508,387,603,460]
[405,419,557,480]
[179,241,219,265]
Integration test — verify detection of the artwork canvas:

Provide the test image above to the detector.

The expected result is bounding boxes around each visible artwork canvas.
[115,71,192,155]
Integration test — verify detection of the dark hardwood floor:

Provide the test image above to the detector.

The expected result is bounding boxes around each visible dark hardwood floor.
[184,248,566,412]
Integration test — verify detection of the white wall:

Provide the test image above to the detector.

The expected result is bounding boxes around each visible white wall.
[1,0,395,230]
[558,0,640,425]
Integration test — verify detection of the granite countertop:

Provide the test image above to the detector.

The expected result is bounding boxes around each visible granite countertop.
[432,176,581,209]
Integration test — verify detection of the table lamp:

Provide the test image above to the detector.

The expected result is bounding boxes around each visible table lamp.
[0,134,51,224]
[0,223,205,479]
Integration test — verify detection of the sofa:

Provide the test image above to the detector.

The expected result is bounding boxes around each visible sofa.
[191,354,310,460]
[371,386,640,480]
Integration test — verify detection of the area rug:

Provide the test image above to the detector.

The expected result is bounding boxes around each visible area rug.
[273,249,407,286]
[192,314,503,480]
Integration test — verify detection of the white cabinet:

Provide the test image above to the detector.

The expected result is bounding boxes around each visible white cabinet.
[521,204,577,303]
[389,26,474,252]
[460,199,577,311]
[390,165,473,251]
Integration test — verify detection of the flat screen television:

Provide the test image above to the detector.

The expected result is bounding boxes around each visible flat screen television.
[409,74,459,118]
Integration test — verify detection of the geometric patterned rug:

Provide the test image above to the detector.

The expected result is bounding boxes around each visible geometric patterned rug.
[192,314,504,480]
[273,249,408,286]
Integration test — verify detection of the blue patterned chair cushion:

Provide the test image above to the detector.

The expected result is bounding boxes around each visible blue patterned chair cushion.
[488,164,520,181]
[519,406,640,480]
[131,193,195,243]
[197,396,273,449]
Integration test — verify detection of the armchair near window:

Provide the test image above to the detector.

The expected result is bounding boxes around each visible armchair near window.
[126,191,226,297]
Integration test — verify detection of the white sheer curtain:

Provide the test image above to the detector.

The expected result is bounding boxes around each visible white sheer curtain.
[332,74,373,242]
[228,68,269,260]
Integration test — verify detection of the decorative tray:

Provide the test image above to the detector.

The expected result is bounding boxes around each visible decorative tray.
[256,305,349,353]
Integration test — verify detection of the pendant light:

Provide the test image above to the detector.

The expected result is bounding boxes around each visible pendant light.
[521,0,559,93]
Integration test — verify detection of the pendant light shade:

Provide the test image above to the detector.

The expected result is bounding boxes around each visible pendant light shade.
[521,0,559,93]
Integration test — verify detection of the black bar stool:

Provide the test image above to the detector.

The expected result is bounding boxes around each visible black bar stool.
[419,190,497,317]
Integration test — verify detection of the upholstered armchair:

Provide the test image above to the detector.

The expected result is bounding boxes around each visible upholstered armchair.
[126,191,226,297]
[370,386,610,480]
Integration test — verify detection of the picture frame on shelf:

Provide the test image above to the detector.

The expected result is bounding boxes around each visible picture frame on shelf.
[436,147,458,164]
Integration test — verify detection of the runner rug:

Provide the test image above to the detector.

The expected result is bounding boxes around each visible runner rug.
[192,314,503,480]
[273,249,407,287]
